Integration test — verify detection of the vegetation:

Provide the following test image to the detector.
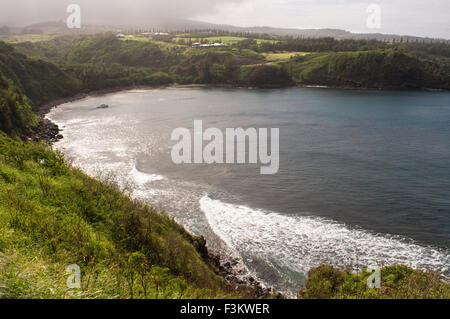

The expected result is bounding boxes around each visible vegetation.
[0,31,448,299]
[0,40,82,137]
[288,50,450,89]
[0,39,252,299]
[0,78,37,137]
[263,52,309,63]
[0,34,56,44]
[0,136,248,298]
[11,33,450,90]
[299,265,449,299]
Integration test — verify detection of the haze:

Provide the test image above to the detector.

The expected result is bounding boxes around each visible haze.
[0,0,449,38]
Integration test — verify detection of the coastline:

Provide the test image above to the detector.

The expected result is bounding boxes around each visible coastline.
[35,84,282,299]
[32,84,449,298]
[33,82,448,145]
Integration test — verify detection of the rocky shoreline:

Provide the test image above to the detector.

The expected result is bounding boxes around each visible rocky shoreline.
[29,118,63,144]
[192,236,282,299]
[29,86,158,144]
[31,82,444,145]
[30,86,284,299]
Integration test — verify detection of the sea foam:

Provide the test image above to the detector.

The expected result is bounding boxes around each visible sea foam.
[200,196,449,283]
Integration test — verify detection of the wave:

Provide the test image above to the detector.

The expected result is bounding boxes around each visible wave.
[130,164,165,186]
[200,195,449,288]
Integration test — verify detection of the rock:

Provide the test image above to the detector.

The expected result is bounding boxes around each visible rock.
[297,286,307,299]
[192,235,209,260]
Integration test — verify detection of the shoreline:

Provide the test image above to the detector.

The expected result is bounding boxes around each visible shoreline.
[33,82,448,145]
[36,81,450,118]
[36,82,450,120]
[32,84,449,298]
[35,84,283,299]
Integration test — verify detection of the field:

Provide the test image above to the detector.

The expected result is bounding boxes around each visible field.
[263,52,310,62]
[0,34,56,44]
[173,36,277,45]
[118,35,185,50]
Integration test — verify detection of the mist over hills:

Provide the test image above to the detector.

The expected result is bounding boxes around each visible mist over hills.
[1,19,448,43]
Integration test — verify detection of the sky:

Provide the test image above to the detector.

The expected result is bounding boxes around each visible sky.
[0,0,449,38]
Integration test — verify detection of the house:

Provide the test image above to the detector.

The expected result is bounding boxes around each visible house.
[193,42,228,48]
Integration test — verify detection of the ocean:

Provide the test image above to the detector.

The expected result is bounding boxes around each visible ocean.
[47,87,450,297]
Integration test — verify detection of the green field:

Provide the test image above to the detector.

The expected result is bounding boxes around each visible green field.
[119,35,185,51]
[173,36,277,46]
[263,52,310,62]
[118,35,150,42]
[0,34,56,44]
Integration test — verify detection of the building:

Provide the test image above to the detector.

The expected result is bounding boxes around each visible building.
[192,42,228,48]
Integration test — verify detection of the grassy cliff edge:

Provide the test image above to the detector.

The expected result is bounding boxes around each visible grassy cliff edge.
[0,37,449,299]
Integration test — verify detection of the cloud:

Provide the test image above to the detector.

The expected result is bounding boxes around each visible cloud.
[0,0,448,38]
[196,0,450,38]
[0,0,244,26]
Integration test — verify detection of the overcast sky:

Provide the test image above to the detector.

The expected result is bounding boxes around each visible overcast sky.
[1,0,449,38]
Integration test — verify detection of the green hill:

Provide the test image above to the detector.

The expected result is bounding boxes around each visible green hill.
[0,35,449,299]
[289,50,450,89]
[0,41,81,137]
[0,41,259,299]
[0,135,258,298]
[14,35,450,90]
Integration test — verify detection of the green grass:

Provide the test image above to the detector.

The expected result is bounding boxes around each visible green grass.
[1,136,446,299]
[0,34,57,44]
[288,50,450,89]
[0,136,244,299]
[119,35,186,51]
[263,52,310,63]
[299,265,449,299]
[118,35,150,42]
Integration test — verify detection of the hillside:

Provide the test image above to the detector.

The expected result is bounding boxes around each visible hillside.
[299,265,449,299]
[12,34,450,90]
[289,50,450,89]
[11,19,450,42]
[0,135,246,298]
[0,42,80,105]
[0,42,269,298]
[0,41,81,137]
[0,35,449,299]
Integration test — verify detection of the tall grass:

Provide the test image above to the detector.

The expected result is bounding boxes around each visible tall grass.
[0,136,238,299]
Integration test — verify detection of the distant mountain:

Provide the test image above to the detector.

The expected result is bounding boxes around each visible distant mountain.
[157,19,447,42]
[6,21,118,35]
[10,19,449,42]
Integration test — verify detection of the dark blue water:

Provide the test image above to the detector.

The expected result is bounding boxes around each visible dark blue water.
[49,87,450,296]
[209,88,450,247]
